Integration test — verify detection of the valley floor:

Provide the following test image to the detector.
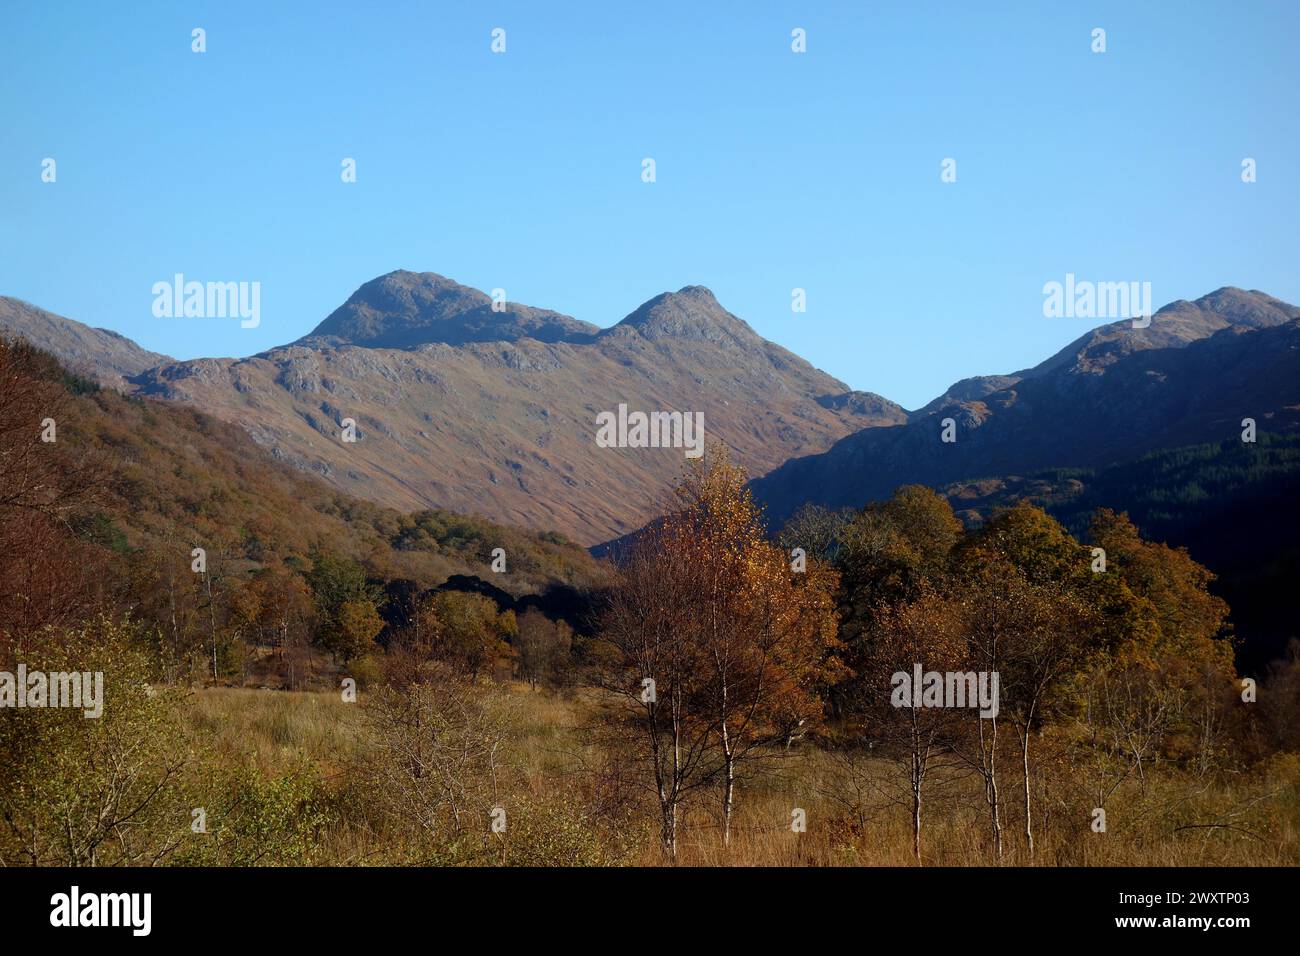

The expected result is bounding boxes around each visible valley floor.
[179,684,1300,868]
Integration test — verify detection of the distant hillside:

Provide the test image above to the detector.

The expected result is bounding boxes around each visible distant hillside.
[937,434,1300,673]
[754,290,1300,525]
[915,287,1298,416]
[131,271,906,544]
[0,297,170,388]
[39,349,607,597]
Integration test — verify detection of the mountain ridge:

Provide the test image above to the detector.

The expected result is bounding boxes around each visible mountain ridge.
[754,291,1300,526]
[916,286,1297,415]
[3,277,1292,548]
[121,273,905,544]
[295,270,602,349]
[0,296,173,389]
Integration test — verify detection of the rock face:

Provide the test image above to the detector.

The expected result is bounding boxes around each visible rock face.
[130,272,907,544]
[752,289,1300,525]
[0,297,172,389]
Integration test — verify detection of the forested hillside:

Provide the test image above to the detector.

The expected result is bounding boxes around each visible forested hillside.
[938,434,1300,672]
[0,337,606,687]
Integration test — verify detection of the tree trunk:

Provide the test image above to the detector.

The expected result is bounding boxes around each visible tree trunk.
[205,573,218,682]
[911,771,923,865]
[721,724,735,848]
[660,798,678,857]
[667,697,682,860]
[1020,729,1034,856]
[982,715,1003,859]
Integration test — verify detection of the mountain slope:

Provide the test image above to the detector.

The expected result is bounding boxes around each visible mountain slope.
[4,341,604,597]
[0,297,171,388]
[296,270,601,348]
[754,290,1300,524]
[132,272,906,544]
[916,287,1297,415]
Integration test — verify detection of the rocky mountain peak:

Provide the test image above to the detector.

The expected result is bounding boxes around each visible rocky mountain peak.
[297,271,597,349]
[607,286,760,345]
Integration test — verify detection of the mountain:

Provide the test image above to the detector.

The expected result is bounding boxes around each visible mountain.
[296,270,600,348]
[129,272,906,545]
[9,277,1291,554]
[1,337,602,598]
[914,287,1298,415]
[0,297,171,389]
[754,289,1300,524]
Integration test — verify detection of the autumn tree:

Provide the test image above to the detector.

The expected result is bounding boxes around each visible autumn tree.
[1063,509,1240,796]
[237,564,316,688]
[1086,508,1231,667]
[866,583,969,864]
[307,552,384,663]
[0,339,110,645]
[592,518,717,856]
[594,450,844,853]
[673,454,844,844]
[515,608,573,690]
[358,660,511,864]
[834,485,963,717]
[130,538,210,682]
[947,556,1095,856]
[777,502,849,564]
[193,528,244,681]
[0,618,193,865]
[428,590,516,681]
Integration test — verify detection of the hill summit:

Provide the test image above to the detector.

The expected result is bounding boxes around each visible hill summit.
[298,270,600,348]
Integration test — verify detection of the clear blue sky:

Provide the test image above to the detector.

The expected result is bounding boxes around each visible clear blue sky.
[2,1,1296,409]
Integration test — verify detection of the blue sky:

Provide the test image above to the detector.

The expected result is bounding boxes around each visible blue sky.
[1,0,1296,409]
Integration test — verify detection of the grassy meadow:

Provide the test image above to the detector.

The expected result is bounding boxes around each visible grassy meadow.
[178,684,1300,868]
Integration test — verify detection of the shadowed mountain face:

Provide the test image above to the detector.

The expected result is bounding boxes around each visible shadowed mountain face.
[129,272,905,545]
[915,288,1298,416]
[753,289,1300,525]
[0,297,172,389]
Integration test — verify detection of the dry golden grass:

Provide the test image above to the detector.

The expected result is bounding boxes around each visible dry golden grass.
[184,685,1300,867]
[186,686,363,775]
